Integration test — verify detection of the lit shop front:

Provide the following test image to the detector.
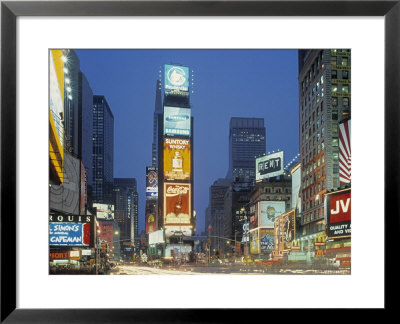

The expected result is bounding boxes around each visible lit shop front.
[325,188,351,267]
[49,214,95,272]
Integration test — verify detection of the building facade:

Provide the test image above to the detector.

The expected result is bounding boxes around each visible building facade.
[227,117,266,183]
[298,49,351,239]
[113,178,138,246]
[78,71,94,210]
[207,178,230,254]
[92,95,114,204]
[248,176,292,258]
[223,180,253,255]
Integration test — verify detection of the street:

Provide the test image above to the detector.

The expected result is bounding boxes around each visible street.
[109,263,350,275]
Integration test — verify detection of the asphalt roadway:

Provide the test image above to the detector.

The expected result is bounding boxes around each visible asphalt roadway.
[110,264,351,275]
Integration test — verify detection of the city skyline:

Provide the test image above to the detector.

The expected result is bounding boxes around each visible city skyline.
[74,49,299,234]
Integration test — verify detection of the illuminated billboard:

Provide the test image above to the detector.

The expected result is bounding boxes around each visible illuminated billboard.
[164,183,191,225]
[149,230,165,245]
[164,106,191,137]
[164,64,189,95]
[164,226,193,240]
[145,199,157,234]
[49,215,94,247]
[258,201,286,227]
[49,49,65,184]
[274,210,296,251]
[93,203,114,220]
[260,228,275,253]
[250,230,259,254]
[164,138,191,180]
[49,223,90,246]
[146,166,158,199]
[256,151,284,180]
[327,189,351,238]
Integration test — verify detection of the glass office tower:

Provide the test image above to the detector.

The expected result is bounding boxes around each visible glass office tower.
[92,95,114,204]
[227,117,266,183]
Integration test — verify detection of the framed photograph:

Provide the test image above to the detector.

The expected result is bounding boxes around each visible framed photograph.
[1,0,397,322]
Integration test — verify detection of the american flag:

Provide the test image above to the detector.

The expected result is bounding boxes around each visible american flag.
[339,120,351,185]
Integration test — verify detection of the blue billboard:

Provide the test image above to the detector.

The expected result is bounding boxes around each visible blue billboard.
[164,106,191,136]
[146,166,158,199]
[49,222,89,246]
[164,65,190,94]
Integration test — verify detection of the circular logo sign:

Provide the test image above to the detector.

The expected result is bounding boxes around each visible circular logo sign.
[167,67,187,86]
[266,206,276,217]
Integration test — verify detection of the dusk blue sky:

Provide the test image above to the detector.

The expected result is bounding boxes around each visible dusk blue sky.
[75,49,300,234]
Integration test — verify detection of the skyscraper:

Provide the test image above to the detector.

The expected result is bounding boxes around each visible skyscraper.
[298,49,351,237]
[78,71,94,210]
[152,79,163,167]
[207,178,230,253]
[227,117,266,183]
[145,80,162,236]
[92,95,114,204]
[159,63,194,252]
[113,178,138,244]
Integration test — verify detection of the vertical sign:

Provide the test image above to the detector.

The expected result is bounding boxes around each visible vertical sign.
[339,120,351,185]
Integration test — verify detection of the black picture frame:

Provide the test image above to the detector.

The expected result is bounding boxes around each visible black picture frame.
[1,0,398,322]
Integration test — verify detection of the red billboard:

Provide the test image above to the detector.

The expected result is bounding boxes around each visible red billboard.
[327,189,351,238]
[163,183,191,225]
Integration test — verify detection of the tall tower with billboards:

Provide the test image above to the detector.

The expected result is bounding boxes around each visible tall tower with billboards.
[159,64,194,257]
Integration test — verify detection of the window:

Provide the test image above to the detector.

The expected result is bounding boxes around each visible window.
[342,70,349,80]
[331,70,337,79]
[342,85,349,93]
[332,97,338,107]
[332,110,338,120]
[321,114,325,125]
[331,57,337,66]
[343,97,350,107]
[332,85,338,93]
[321,128,325,137]
[342,57,349,66]
[317,119,320,129]
[332,137,338,146]
[332,124,338,134]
